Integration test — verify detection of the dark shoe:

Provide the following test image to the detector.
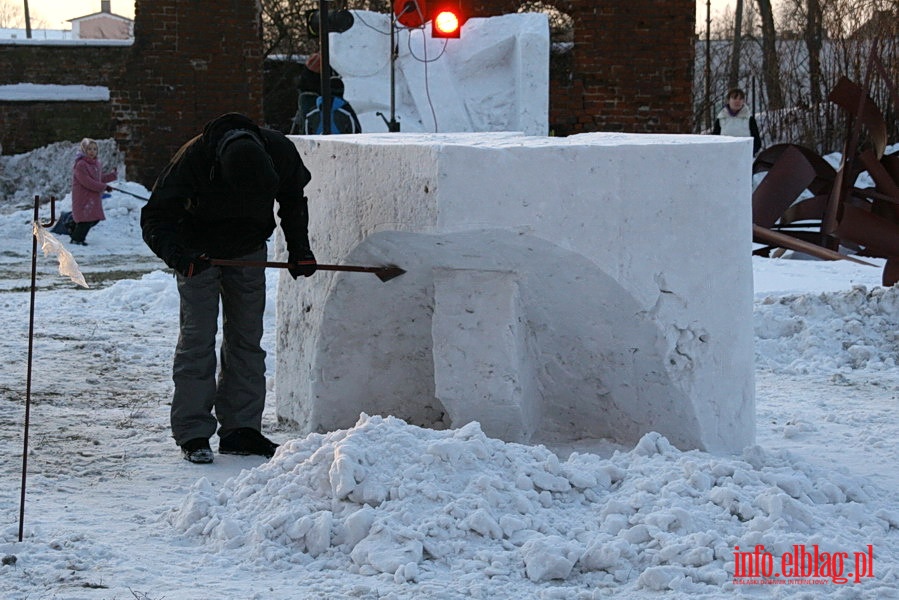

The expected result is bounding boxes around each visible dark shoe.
[181,438,214,464]
[219,428,279,458]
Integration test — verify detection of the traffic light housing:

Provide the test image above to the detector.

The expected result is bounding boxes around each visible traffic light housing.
[430,1,464,38]
[305,9,355,37]
[394,0,427,29]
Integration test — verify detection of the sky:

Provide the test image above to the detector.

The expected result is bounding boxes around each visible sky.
[697,0,732,23]
[695,0,779,29]
[23,0,135,29]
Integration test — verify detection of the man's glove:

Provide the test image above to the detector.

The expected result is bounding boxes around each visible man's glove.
[288,247,317,279]
[171,251,211,278]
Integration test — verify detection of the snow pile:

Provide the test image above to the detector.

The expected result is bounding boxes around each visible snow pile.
[755,285,899,375]
[0,138,122,212]
[168,414,898,595]
[95,269,181,315]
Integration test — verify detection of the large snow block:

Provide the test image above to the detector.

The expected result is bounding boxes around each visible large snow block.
[276,132,756,453]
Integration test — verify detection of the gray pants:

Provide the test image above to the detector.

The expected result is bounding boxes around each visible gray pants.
[171,245,267,445]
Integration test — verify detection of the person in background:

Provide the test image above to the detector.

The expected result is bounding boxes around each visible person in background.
[70,138,117,245]
[140,112,317,464]
[294,52,328,131]
[303,75,362,135]
[292,52,362,135]
[712,88,762,156]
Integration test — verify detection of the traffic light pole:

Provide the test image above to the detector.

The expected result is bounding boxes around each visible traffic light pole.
[387,13,401,132]
[379,1,422,133]
[378,8,404,132]
[318,0,332,135]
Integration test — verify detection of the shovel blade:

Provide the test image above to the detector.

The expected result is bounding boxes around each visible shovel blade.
[374,266,406,282]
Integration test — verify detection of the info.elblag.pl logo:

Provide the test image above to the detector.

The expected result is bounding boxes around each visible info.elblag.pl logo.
[733,544,875,585]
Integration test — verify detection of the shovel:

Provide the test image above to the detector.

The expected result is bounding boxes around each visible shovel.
[106,185,151,201]
[208,258,406,282]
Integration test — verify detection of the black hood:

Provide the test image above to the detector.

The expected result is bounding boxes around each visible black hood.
[200,113,264,154]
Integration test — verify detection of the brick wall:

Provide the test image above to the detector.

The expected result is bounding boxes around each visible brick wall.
[0,42,128,154]
[470,0,695,136]
[0,103,114,155]
[112,0,265,187]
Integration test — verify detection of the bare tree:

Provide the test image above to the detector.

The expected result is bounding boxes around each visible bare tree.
[728,0,745,89]
[518,1,574,44]
[0,0,23,28]
[756,0,785,109]
[804,0,824,103]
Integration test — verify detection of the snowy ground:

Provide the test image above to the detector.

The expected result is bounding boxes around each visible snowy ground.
[0,172,898,598]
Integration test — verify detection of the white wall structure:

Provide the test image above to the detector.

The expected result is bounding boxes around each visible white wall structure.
[275,133,756,453]
[69,2,133,40]
[328,11,549,136]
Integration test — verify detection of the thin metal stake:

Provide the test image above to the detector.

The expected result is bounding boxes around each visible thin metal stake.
[20,195,55,542]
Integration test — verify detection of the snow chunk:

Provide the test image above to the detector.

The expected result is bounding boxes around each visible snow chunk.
[520,535,579,581]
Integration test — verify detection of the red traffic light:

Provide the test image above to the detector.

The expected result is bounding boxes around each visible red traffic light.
[432,10,460,37]
[430,2,464,38]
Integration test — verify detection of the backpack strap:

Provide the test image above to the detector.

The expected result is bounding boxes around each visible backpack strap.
[304,107,321,135]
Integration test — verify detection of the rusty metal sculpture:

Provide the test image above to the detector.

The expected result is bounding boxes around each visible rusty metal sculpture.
[752,48,899,284]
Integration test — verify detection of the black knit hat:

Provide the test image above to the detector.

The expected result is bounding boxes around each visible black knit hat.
[219,136,279,197]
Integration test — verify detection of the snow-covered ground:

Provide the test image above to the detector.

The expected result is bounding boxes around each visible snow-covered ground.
[0,149,897,599]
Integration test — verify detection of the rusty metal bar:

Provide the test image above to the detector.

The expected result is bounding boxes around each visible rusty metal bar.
[752,224,876,266]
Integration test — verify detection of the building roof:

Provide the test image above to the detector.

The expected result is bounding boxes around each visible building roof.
[68,12,133,24]
[0,28,71,40]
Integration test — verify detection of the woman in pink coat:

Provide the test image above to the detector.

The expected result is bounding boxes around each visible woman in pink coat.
[70,138,117,245]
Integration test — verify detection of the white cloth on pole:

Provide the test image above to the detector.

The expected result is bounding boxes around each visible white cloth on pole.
[32,222,89,289]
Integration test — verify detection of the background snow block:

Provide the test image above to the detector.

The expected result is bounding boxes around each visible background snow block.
[329,12,549,136]
[276,132,755,452]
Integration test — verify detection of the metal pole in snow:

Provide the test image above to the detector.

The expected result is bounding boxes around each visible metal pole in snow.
[19,197,39,541]
[19,195,55,542]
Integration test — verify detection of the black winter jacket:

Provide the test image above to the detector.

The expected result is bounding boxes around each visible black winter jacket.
[141,113,313,266]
